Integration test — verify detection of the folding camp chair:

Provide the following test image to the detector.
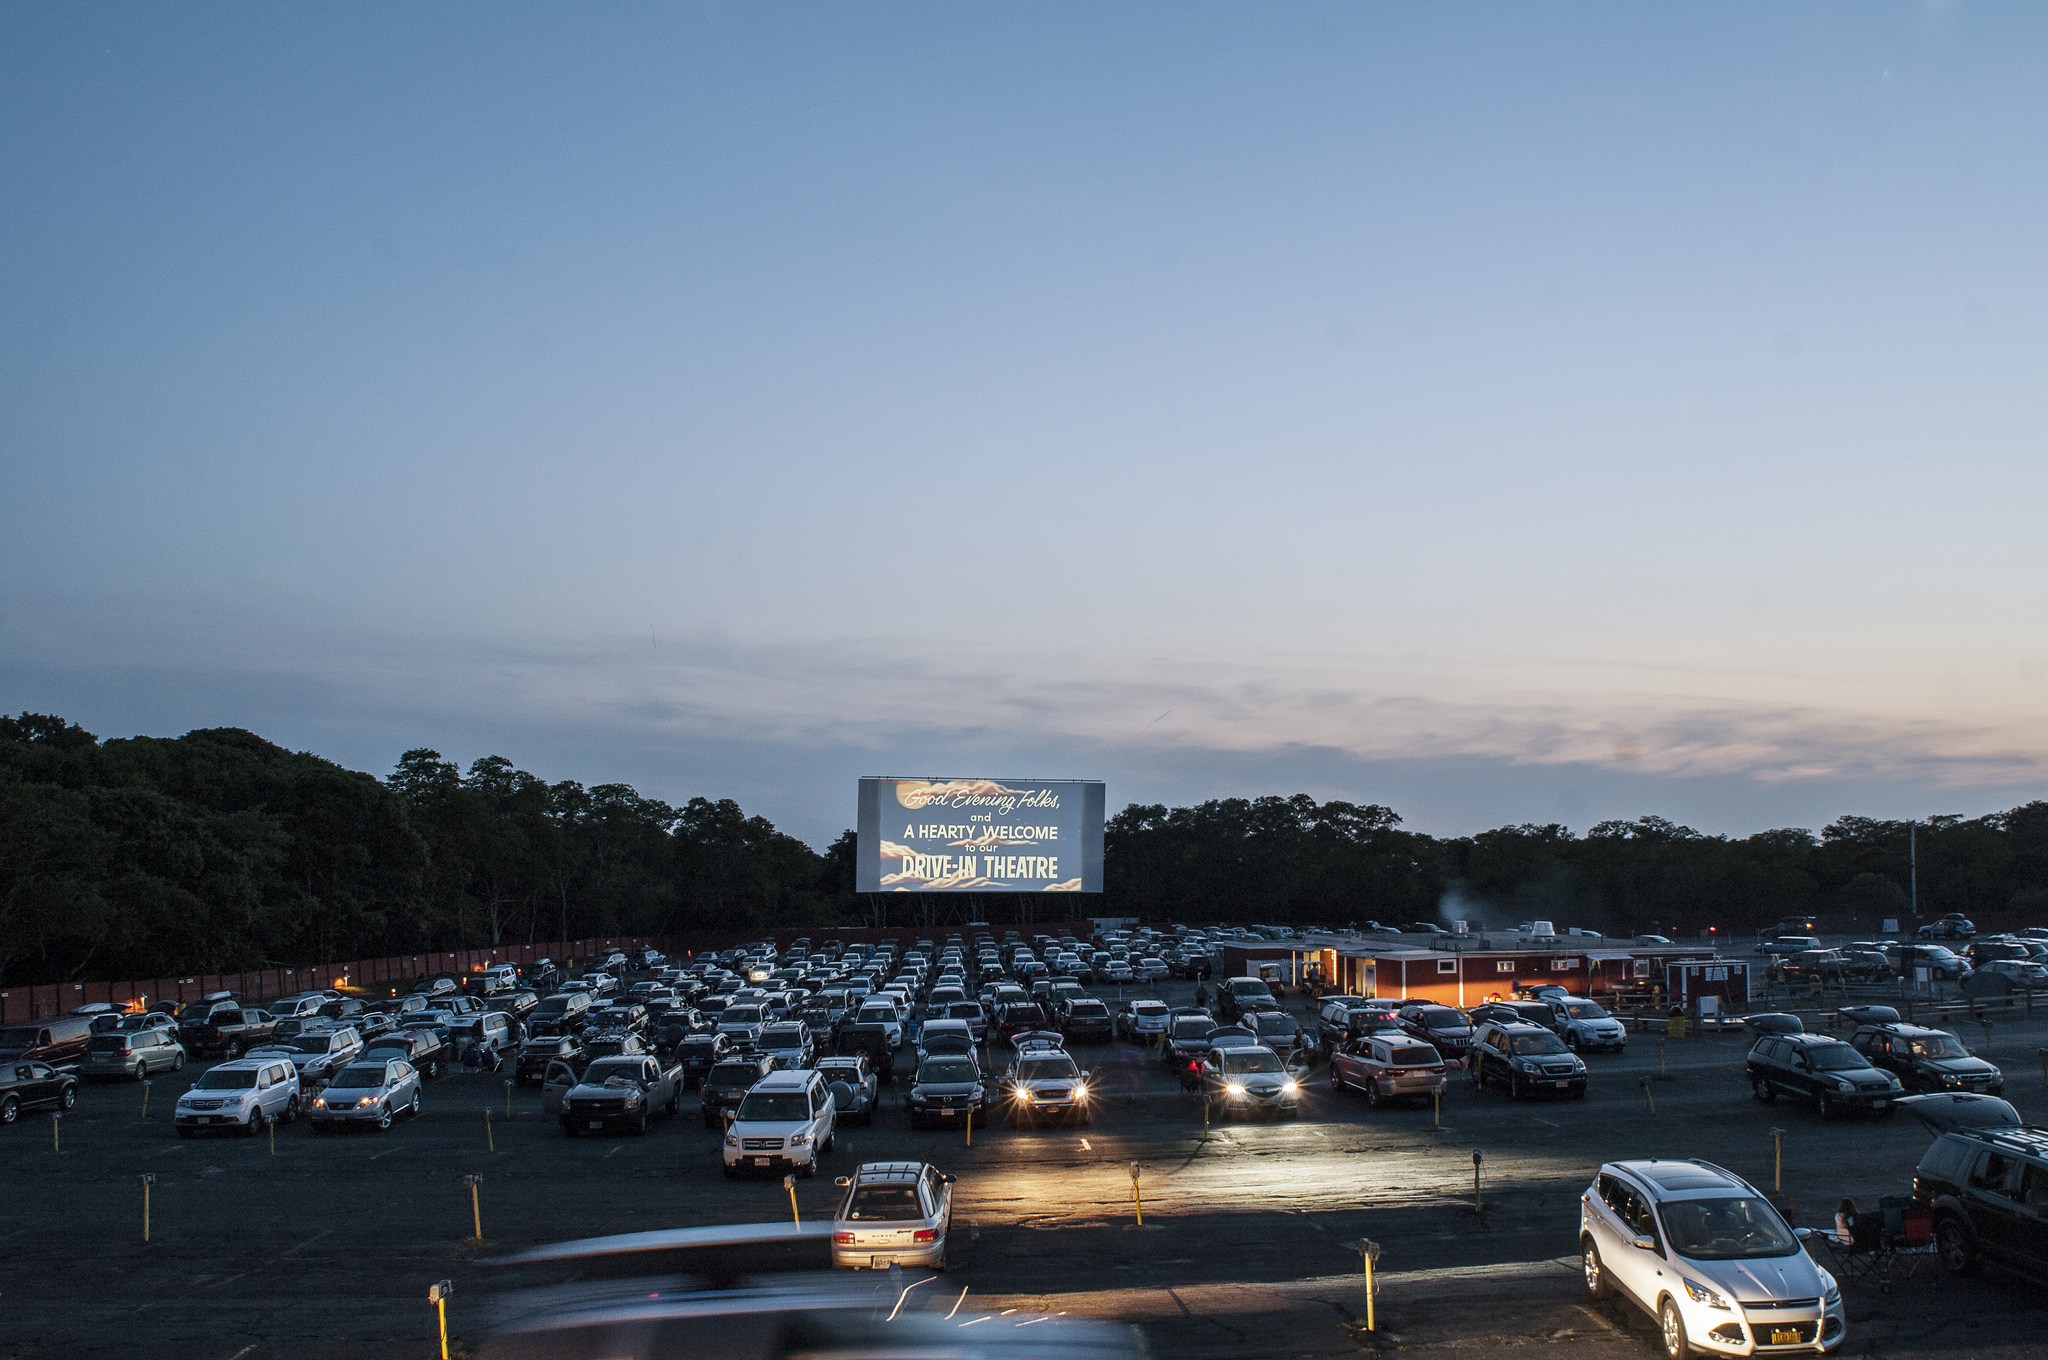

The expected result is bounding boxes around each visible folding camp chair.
[1816,1218,1888,1289]
[1878,1196,1936,1290]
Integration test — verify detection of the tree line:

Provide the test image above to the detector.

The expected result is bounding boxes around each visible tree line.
[6,712,2047,985]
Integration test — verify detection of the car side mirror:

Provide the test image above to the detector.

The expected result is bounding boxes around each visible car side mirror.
[834,1176,852,1186]
[1794,1227,1813,1240]
[1630,1234,1657,1251]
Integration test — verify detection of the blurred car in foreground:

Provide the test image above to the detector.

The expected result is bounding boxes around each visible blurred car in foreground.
[832,1160,955,1269]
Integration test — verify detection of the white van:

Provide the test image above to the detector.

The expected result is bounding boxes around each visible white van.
[722,1069,837,1177]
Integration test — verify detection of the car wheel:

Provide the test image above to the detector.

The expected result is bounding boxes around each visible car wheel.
[1936,1214,1978,1274]
[3,1095,23,1125]
[799,1159,817,1178]
[133,1062,148,1081]
[282,1095,300,1124]
[410,1093,422,1118]
[1751,1076,1775,1102]
[1583,1240,1615,1300]
[1657,1296,1692,1360]
[247,1107,266,1137]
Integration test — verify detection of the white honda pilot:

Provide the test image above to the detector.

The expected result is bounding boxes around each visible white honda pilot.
[722,1069,836,1178]
[1581,1158,1843,1358]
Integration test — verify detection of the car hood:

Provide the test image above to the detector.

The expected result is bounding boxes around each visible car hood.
[567,1081,647,1098]
[912,1080,983,1097]
[1687,1252,1827,1302]
[730,1118,815,1138]
[1918,1056,1999,1077]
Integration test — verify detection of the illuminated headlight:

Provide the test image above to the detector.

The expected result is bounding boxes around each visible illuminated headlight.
[312,1098,327,1109]
[357,1096,378,1107]
[1682,1279,1731,1310]
[1281,1080,1298,1093]
[789,1131,811,1146]
[1073,1084,1089,1100]
[1226,1083,1245,1096]
[1943,1074,1962,1087]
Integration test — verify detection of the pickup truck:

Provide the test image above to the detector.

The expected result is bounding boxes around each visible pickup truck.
[180,1007,280,1059]
[1,1060,79,1124]
[558,1054,683,1136]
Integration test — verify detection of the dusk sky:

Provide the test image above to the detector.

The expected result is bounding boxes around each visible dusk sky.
[5,4,2046,848]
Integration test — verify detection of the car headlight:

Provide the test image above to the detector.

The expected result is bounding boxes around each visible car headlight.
[1074,1084,1089,1100]
[1943,1073,1962,1087]
[789,1131,810,1146]
[1682,1279,1730,1310]
[1821,1272,1840,1305]
[724,1133,738,1146]
[1226,1082,1245,1095]
[312,1097,327,1108]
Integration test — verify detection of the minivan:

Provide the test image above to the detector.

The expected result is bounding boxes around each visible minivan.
[0,1016,94,1070]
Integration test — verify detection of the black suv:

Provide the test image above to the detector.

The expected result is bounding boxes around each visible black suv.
[1911,1110,2048,1283]
[1850,1023,2004,1096]
[1746,1033,1903,1118]
[1468,1020,1587,1100]
[700,1054,776,1128]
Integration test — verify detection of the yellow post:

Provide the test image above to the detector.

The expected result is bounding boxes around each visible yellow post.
[429,1281,454,1360]
[485,1108,495,1153]
[505,1079,514,1118]
[1362,1246,1377,1332]
[784,1173,801,1226]
[463,1174,483,1241]
[1130,1162,1143,1227]
[1641,1078,1656,1115]
[141,1080,151,1120]
[52,1114,60,1154]
[1772,1127,1785,1194]
[269,1119,276,1156]
[964,1102,973,1148]
[142,1175,154,1241]
[1433,1086,1441,1129]
[1659,1043,1667,1078]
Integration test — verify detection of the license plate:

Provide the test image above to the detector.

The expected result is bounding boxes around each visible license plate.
[196,1116,212,1124]
[1874,1100,1888,1108]
[588,1120,604,1129]
[1555,1081,1570,1088]
[1771,1330,1800,1346]
[752,1156,770,1166]
[937,1109,956,1118]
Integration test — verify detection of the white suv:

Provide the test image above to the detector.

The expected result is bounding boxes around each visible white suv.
[722,1069,837,1178]
[1580,1158,1844,1358]
[175,1058,302,1137]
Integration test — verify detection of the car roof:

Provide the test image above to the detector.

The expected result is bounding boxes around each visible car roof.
[753,1069,816,1089]
[1606,1159,1754,1199]
[1485,1021,1551,1035]
[208,1057,279,1072]
[853,1160,930,1183]
[1780,1033,1851,1048]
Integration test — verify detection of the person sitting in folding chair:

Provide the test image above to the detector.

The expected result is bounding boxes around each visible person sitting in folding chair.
[1820,1198,1887,1288]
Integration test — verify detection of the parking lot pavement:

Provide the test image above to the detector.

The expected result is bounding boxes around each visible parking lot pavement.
[6,984,2048,1359]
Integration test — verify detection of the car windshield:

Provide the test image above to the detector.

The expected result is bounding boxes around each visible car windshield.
[920,1058,979,1084]
[1173,1019,1216,1039]
[195,1069,259,1089]
[1563,1002,1608,1019]
[328,1068,386,1088]
[1909,1034,1969,1059]
[1134,1002,1169,1016]
[1418,1008,1466,1028]
[709,1063,762,1085]
[846,1185,926,1221]
[1069,1001,1109,1017]
[1658,1196,1800,1261]
[1392,1047,1438,1065]
[725,1006,764,1024]
[736,1092,811,1121]
[1509,1032,1569,1056]
[289,1036,335,1053]
[585,1061,646,1084]
[1807,1045,1871,1072]
[760,1031,804,1049]
[1251,1014,1296,1034]
[1220,1050,1285,1075]
[1016,1057,1079,1081]
[945,1003,982,1019]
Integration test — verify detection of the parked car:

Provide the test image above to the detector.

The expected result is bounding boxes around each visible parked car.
[1113,1000,1171,1044]
[1199,1044,1301,1119]
[1919,914,1977,941]
[701,1054,778,1129]
[1399,1004,1475,1058]
[1242,1009,1306,1058]
[1746,1033,1903,1118]
[755,1021,816,1071]
[998,1044,1094,1126]
[815,1053,881,1126]
[1055,997,1115,1044]
[906,1052,988,1129]
[1897,944,1971,980]
[81,1026,187,1081]
[173,1057,301,1137]
[561,1054,685,1136]
[0,1016,94,1071]
[1904,1093,2048,1284]
[0,1060,78,1125]
[831,1160,956,1270]
[915,1019,976,1063]
[1976,958,2048,988]
[1215,976,1280,1023]
[309,1058,423,1131]
[1849,1023,2004,1095]
[1470,1020,1587,1100]
[1543,996,1628,1053]
[177,1006,280,1059]
[676,1032,734,1087]
[1330,1032,1447,1108]
[515,1035,588,1087]
[447,1012,516,1059]
[722,1068,838,1177]
[247,1026,363,1087]
[1468,999,1553,1029]
[1580,1158,1845,1356]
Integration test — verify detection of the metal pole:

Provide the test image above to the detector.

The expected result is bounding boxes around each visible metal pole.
[964,1102,973,1148]
[784,1173,802,1226]
[141,1079,151,1120]
[437,1297,450,1360]
[1772,1128,1785,1193]
[463,1175,483,1240]
[1910,821,1918,917]
[485,1109,494,1153]
[1130,1162,1143,1227]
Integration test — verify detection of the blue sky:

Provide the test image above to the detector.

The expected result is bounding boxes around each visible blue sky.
[5,3,2046,847]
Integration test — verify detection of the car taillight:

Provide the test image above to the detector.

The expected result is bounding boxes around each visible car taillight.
[914,1229,938,1243]
[1387,1068,1406,1076]
[833,1232,855,1243]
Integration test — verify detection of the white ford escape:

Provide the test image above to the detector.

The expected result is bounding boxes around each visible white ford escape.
[1581,1159,1843,1358]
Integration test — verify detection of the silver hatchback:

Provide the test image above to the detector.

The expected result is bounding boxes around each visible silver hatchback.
[832,1161,955,1269]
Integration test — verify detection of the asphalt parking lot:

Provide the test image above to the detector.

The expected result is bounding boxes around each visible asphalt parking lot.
[7,980,2048,1360]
